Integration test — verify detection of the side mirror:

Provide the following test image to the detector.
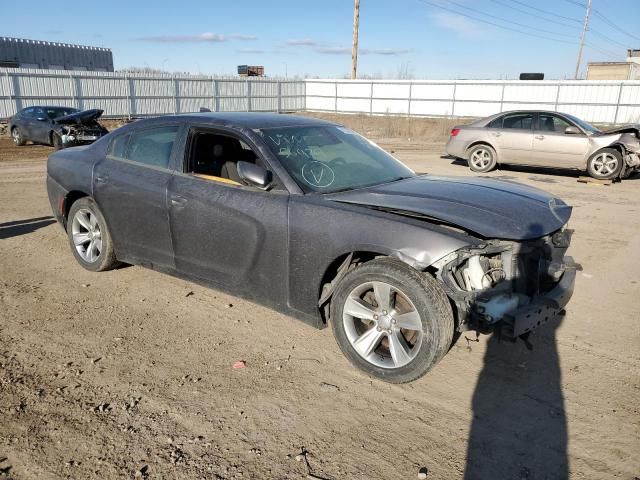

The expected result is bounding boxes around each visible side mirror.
[564,126,580,135]
[237,161,272,190]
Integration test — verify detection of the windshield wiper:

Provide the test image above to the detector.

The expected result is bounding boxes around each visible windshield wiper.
[324,176,412,194]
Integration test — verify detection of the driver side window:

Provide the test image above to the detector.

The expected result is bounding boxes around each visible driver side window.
[538,114,573,133]
[186,129,281,190]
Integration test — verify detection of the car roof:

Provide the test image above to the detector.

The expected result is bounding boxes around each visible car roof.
[130,112,339,129]
[22,105,79,110]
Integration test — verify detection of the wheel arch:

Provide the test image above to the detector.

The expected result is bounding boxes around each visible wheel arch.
[466,141,497,159]
[317,249,421,325]
[63,190,91,224]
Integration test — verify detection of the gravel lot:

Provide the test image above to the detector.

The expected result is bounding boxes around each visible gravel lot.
[1,126,638,479]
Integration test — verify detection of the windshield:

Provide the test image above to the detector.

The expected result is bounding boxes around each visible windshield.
[258,125,414,193]
[564,113,600,134]
[45,107,79,119]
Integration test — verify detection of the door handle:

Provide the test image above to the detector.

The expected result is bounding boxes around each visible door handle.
[535,135,545,140]
[95,175,108,183]
[492,132,501,137]
[170,196,187,207]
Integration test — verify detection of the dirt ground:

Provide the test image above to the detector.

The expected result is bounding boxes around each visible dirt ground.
[1,119,639,480]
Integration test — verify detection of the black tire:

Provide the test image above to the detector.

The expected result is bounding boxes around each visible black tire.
[11,127,26,146]
[467,144,497,173]
[51,131,63,150]
[330,257,454,383]
[587,148,623,180]
[66,197,119,272]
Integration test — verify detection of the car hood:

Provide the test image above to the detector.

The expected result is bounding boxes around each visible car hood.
[54,109,103,125]
[596,124,640,136]
[326,175,572,240]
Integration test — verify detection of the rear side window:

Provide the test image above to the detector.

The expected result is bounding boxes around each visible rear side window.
[116,126,179,169]
[487,118,502,128]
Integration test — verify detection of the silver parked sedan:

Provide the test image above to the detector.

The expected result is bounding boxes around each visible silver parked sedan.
[445,110,640,179]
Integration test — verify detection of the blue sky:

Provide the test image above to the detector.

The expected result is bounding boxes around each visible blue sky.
[3,0,639,79]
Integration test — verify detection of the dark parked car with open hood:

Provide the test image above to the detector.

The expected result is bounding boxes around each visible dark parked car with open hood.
[9,106,108,149]
[46,113,578,383]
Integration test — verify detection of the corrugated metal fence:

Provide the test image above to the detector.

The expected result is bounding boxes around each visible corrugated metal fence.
[2,69,640,125]
[0,68,305,118]
[306,79,640,124]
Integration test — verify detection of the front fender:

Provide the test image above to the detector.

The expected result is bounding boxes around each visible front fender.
[287,196,479,319]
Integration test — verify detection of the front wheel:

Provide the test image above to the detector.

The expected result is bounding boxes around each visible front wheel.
[330,257,454,383]
[51,132,64,150]
[67,197,119,272]
[587,148,623,180]
[11,127,26,146]
[467,144,497,173]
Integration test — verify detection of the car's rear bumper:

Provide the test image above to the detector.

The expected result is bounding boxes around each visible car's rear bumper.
[445,138,467,158]
[46,175,68,228]
[501,257,578,338]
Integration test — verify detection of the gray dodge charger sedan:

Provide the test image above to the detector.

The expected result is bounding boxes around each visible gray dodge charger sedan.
[446,110,640,179]
[47,113,577,383]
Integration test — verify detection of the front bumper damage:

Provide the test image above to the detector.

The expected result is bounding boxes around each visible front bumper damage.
[491,258,576,338]
[58,125,106,147]
[434,232,578,339]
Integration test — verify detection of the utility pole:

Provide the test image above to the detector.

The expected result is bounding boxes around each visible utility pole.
[351,0,360,79]
[574,0,592,79]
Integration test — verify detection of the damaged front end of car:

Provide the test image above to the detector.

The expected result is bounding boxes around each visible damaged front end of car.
[53,108,108,148]
[432,228,579,339]
[597,125,640,176]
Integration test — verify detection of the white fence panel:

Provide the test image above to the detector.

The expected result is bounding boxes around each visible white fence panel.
[373,83,410,99]
[503,84,557,103]
[454,83,502,102]
[305,79,640,124]
[305,95,334,111]
[411,83,455,100]
[306,81,335,97]
[410,100,454,116]
[0,68,306,118]
[337,98,370,113]
[2,70,639,125]
[558,83,620,104]
[372,99,408,114]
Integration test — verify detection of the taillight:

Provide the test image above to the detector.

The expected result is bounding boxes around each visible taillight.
[450,128,460,137]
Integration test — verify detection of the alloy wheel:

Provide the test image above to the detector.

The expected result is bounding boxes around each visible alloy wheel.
[12,128,21,144]
[592,152,619,177]
[71,208,102,263]
[470,148,492,169]
[342,281,423,369]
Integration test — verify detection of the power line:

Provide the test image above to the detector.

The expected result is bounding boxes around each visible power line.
[592,10,640,43]
[446,0,577,39]
[589,29,631,50]
[584,43,622,60]
[562,0,587,8]
[418,0,578,45]
[490,0,580,29]
[507,0,582,24]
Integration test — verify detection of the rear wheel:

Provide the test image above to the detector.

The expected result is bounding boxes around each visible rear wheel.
[67,197,119,272]
[587,148,623,180]
[11,127,26,146]
[330,257,454,383]
[467,144,497,173]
